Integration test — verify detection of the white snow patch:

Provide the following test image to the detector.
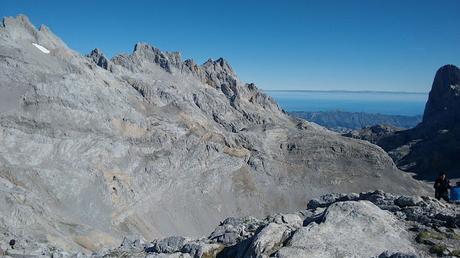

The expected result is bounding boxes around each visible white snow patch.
[32,43,50,54]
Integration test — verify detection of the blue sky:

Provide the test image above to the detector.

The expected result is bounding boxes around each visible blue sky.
[2,0,459,92]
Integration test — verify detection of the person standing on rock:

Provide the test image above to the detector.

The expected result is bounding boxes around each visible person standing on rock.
[9,239,15,250]
[434,172,451,201]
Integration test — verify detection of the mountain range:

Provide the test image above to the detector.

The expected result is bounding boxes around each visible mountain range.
[0,14,434,255]
[290,110,422,132]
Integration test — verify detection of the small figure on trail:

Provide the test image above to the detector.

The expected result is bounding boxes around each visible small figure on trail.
[450,181,460,203]
[433,172,451,201]
[9,239,15,249]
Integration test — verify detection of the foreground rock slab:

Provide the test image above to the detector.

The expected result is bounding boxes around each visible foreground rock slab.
[275,201,415,257]
[8,191,455,258]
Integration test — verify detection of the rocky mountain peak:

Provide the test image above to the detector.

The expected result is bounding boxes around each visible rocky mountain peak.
[1,14,67,50]
[1,14,40,42]
[422,64,460,129]
[2,14,34,29]
[202,57,236,77]
[131,42,182,72]
[87,48,111,70]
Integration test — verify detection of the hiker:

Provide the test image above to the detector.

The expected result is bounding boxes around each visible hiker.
[450,181,460,203]
[9,239,15,249]
[433,172,451,201]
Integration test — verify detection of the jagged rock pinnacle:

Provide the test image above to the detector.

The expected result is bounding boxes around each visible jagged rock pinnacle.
[87,48,111,70]
[423,64,460,127]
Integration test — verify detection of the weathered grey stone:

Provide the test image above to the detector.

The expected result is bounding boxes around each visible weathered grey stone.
[146,237,187,254]
[145,253,192,258]
[280,214,302,228]
[275,201,418,258]
[181,241,223,258]
[52,251,70,258]
[245,223,292,258]
[394,195,423,207]
[378,251,419,258]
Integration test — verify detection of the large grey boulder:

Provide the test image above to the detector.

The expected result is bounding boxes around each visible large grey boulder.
[394,195,423,208]
[245,223,292,258]
[274,201,417,258]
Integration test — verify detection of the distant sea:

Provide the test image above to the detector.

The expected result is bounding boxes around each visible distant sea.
[265,90,429,116]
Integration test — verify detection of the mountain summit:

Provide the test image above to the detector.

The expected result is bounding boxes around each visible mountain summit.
[0,15,427,252]
[423,64,460,129]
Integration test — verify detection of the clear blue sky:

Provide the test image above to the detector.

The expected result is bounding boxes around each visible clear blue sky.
[2,0,459,92]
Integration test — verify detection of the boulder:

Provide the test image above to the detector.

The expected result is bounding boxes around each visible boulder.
[275,201,417,258]
[181,242,223,258]
[280,214,303,228]
[245,223,292,258]
[146,236,188,254]
[378,251,419,258]
[394,196,423,207]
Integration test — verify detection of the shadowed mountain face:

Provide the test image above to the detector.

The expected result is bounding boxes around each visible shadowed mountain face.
[0,15,428,252]
[423,65,460,130]
[345,65,460,180]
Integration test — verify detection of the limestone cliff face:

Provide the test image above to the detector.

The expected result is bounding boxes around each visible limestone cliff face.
[423,64,460,130]
[0,15,427,252]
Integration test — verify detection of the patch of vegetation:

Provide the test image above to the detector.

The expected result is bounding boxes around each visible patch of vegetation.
[446,232,460,240]
[429,244,448,256]
[451,250,460,257]
[416,230,445,244]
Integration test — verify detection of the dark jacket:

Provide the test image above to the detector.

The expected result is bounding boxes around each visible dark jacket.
[434,178,451,193]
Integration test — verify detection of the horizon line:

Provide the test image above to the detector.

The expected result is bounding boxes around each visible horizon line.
[262,89,429,94]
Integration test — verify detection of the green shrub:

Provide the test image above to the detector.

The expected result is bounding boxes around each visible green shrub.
[429,244,448,256]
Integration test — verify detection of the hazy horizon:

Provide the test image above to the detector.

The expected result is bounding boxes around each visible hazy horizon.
[266,90,428,116]
[2,0,459,92]
[264,89,430,94]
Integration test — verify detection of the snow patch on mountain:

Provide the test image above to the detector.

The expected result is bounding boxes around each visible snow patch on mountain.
[32,43,50,54]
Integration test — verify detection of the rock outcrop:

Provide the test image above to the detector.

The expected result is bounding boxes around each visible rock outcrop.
[86,48,111,70]
[344,65,460,180]
[0,14,429,253]
[9,191,458,257]
[344,124,402,144]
